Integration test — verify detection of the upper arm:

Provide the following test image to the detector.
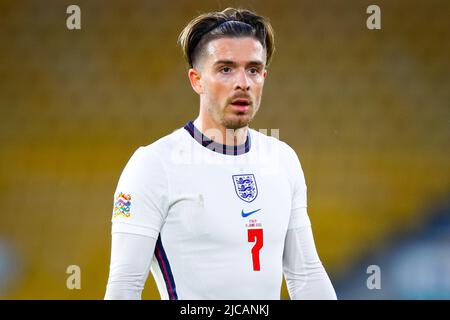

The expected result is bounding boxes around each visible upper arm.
[281,142,308,229]
[104,232,157,300]
[111,146,170,239]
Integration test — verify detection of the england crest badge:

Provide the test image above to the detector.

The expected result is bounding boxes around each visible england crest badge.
[232,174,258,203]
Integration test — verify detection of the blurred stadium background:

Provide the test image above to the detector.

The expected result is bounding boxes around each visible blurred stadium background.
[0,0,448,299]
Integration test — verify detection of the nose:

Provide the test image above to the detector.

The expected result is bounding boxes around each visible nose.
[234,69,250,91]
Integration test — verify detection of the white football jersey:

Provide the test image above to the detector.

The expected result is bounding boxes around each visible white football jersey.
[111,121,310,299]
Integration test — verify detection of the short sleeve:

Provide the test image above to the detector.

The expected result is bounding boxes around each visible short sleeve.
[282,143,310,229]
[111,146,169,239]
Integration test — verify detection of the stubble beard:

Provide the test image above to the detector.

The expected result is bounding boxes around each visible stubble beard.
[210,102,260,131]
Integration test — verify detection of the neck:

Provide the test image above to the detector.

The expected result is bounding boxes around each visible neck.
[193,115,248,146]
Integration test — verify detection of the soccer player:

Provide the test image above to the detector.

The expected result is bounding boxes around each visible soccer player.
[104,7,337,300]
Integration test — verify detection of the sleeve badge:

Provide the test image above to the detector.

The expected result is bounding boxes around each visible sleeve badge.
[113,192,132,218]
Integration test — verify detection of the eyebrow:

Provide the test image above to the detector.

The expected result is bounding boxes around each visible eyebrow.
[213,60,265,68]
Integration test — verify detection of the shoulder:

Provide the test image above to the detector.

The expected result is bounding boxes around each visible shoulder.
[131,127,187,163]
[248,128,301,163]
[140,127,186,155]
[122,128,187,177]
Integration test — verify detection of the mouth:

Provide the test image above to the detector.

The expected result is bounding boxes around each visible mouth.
[230,99,251,112]
[231,98,250,106]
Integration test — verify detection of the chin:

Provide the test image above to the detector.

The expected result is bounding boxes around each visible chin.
[222,115,253,130]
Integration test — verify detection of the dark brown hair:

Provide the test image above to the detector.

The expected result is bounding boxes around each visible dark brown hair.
[178,7,275,68]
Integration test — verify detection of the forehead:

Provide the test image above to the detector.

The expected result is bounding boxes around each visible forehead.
[203,37,266,65]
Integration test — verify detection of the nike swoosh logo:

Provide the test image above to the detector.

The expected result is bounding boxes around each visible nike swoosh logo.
[241,208,261,218]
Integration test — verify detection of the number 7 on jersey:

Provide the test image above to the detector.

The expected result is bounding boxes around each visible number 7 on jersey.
[247,228,263,271]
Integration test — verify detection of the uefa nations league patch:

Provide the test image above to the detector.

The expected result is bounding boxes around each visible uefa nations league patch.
[113,192,132,218]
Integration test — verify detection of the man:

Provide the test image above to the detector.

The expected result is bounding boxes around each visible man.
[104,7,337,300]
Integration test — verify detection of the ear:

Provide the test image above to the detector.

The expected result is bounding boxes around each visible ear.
[263,69,268,79]
[188,68,204,95]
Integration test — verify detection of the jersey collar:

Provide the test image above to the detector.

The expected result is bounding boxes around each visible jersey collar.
[183,121,251,156]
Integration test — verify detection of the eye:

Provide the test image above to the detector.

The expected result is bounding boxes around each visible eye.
[248,67,259,75]
[220,66,232,73]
